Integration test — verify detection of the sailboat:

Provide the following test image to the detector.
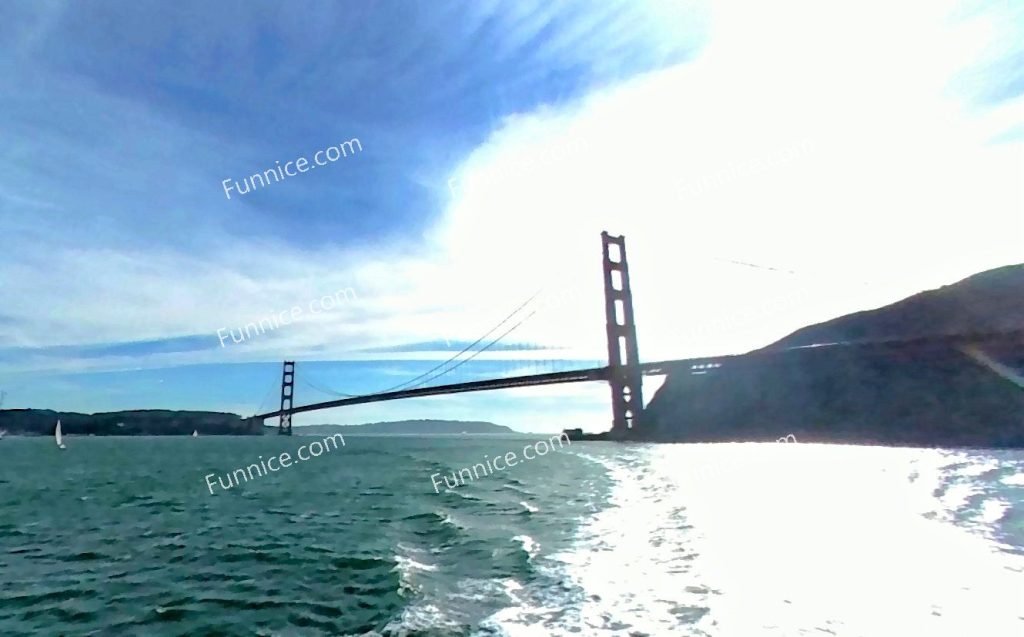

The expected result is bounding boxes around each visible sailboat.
[0,430,7,440]
[55,419,66,449]
[192,429,199,437]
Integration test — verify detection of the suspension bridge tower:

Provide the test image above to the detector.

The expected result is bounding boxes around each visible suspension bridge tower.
[601,231,644,435]
[278,361,295,435]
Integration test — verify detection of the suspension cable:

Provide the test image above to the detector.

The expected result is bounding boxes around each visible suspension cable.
[264,289,544,404]
[253,370,282,417]
[301,374,361,399]
[394,308,538,392]
[365,289,542,395]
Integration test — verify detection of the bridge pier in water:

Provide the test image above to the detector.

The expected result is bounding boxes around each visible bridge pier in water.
[601,231,644,435]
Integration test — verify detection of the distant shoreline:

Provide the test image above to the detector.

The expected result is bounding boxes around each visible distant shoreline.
[0,411,520,437]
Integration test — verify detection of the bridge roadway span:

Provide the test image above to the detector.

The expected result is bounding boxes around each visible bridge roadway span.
[255,329,1024,421]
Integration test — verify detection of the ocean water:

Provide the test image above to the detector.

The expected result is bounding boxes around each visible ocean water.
[1,435,1022,636]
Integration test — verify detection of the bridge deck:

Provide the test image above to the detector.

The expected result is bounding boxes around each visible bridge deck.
[255,329,1023,421]
[255,366,609,420]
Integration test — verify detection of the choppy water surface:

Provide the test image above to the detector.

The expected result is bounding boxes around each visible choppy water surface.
[1,435,1022,636]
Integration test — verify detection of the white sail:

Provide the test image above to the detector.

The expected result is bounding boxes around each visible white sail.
[55,419,66,449]
[192,430,198,437]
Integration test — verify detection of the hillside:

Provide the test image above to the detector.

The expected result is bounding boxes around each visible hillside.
[766,264,1024,348]
[0,409,263,436]
[641,264,1024,447]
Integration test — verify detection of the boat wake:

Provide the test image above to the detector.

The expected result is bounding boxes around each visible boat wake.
[480,444,1024,636]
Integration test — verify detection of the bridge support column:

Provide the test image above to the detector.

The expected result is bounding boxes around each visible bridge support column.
[602,231,644,435]
[279,361,295,435]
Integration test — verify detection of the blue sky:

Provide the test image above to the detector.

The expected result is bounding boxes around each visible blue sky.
[0,0,1021,432]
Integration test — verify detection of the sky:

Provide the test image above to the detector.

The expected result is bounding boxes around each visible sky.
[0,0,1021,432]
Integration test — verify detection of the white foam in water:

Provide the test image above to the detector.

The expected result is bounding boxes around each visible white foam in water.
[978,497,1010,525]
[511,535,540,561]
[385,548,461,636]
[438,510,468,531]
[1002,472,1024,486]
[381,601,454,636]
[393,547,439,597]
[388,576,520,636]
[483,444,1024,636]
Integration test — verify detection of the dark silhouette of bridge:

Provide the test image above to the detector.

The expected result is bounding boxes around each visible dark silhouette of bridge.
[254,232,1023,436]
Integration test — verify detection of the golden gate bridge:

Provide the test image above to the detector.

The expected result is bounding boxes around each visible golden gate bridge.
[252,231,1023,438]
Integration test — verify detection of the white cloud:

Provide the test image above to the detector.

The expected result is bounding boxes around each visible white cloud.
[3,0,1020,384]
[434,0,1024,360]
